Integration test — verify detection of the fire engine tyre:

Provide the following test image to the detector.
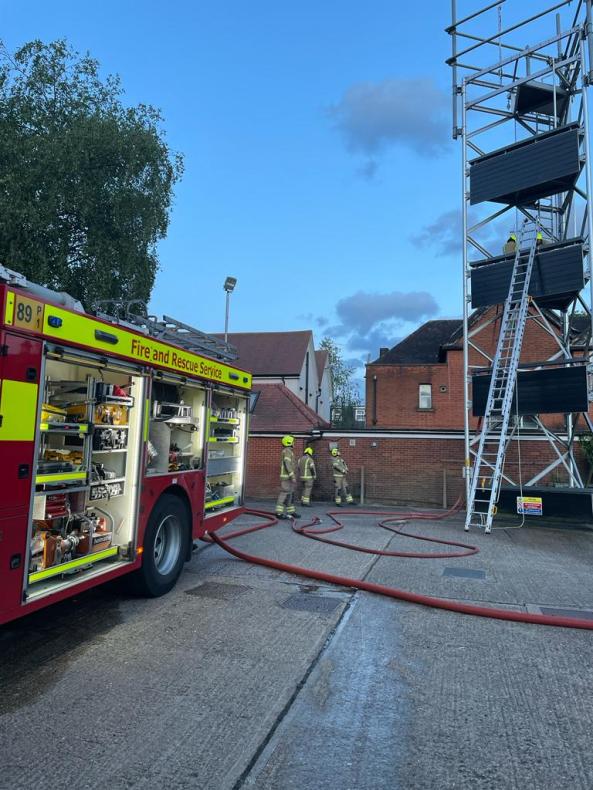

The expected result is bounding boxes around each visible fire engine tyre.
[133,494,189,597]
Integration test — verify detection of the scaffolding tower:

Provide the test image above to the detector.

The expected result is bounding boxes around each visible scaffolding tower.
[448,0,593,529]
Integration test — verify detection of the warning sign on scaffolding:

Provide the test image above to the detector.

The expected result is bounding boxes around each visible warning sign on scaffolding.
[517,496,543,516]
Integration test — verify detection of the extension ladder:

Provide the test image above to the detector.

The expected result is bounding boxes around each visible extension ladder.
[465,221,540,533]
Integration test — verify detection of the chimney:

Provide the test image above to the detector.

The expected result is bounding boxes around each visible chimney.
[379,347,388,357]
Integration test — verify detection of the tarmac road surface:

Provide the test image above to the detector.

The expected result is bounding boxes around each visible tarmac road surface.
[1,503,593,790]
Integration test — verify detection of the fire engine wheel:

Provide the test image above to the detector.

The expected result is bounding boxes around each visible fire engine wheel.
[133,494,189,597]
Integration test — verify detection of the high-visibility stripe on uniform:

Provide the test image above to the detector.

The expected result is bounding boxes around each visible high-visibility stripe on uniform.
[299,456,316,480]
[0,380,38,441]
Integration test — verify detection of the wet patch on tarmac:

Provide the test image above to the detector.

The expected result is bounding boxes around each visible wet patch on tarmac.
[279,594,343,615]
[185,581,251,600]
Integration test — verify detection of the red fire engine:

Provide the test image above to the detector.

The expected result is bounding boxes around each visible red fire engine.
[0,267,252,626]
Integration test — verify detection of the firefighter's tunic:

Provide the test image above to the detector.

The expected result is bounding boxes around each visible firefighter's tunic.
[332,455,353,505]
[276,447,297,516]
[298,454,316,505]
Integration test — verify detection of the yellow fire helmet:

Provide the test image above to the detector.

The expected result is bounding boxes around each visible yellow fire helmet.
[304,447,314,456]
[330,447,340,456]
[281,435,295,447]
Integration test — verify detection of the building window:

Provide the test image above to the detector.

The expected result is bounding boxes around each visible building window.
[331,405,343,423]
[354,407,366,423]
[418,384,432,410]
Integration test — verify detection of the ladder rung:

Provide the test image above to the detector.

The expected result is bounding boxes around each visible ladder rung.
[468,225,538,527]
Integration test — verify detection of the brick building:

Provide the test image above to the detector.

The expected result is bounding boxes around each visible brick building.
[219,330,332,422]
[244,312,591,511]
[365,308,588,431]
[246,382,330,500]
[246,425,589,509]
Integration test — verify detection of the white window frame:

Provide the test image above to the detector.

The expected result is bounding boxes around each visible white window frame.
[418,383,432,410]
[332,406,343,422]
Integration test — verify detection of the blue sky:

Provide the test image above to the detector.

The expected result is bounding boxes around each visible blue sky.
[2,0,565,379]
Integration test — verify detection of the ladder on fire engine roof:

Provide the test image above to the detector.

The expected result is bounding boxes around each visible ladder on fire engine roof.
[465,220,540,534]
[93,302,238,362]
[0,265,238,362]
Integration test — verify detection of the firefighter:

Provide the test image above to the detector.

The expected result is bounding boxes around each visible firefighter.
[276,435,300,519]
[298,446,316,506]
[330,447,355,507]
[503,232,517,255]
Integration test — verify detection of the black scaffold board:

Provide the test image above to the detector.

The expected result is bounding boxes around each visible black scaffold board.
[470,123,580,206]
[472,365,588,417]
[470,239,584,310]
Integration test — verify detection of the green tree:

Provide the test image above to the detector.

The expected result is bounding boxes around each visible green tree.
[0,39,183,306]
[319,336,360,427]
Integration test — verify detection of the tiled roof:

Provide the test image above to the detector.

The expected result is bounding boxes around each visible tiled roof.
[445,307,589,347]
[369,307,592,368]
[370,320,461,364]
[250,383,330,432]
[443,307,489,348]
[315,349,329,379]
[215,331,312,376]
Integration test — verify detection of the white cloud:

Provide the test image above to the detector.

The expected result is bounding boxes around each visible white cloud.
[328,77,450,160]
[336,289,438,334]
[317,289,439,363]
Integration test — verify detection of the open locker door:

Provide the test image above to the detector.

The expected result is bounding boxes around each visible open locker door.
[24,347,147,602]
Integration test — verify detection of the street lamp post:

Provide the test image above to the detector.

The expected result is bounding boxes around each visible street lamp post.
[223,276,237,343]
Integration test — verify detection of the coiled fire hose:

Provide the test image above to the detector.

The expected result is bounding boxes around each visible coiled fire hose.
[206,506,593,631]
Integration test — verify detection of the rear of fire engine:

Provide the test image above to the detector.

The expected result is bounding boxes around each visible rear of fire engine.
[0,267,251,626]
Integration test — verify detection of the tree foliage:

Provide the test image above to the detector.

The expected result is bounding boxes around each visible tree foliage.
[319,337,360,409]
[0,39,183,306]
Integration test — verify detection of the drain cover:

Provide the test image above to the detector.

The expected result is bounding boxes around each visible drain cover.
[443,567,486,580]
[185,582,250,600]
[280,594,342,614]
[539,607,593,620]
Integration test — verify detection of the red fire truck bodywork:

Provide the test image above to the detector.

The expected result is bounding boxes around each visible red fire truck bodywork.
[0,283,252,626]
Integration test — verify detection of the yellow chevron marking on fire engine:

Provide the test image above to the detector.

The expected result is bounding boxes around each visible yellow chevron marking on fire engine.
[39,303,252,390]
[40,423,89,433]
[144,398,150,441]
[0,380,38,442]
[4,290,15,325]
[28,546,119,584]
[35,471,87,484]
[205,496,235,511]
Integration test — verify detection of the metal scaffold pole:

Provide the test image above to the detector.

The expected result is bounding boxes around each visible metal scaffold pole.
[580,39,593,382]
[447,0,593,530]
[461,82,471,505]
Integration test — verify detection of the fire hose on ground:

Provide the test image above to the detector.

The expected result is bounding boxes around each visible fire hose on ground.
[204,504,593,631]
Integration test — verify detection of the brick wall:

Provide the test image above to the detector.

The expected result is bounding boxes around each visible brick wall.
[246,433,589,507]
[246,436,312,500]
[366,307,587,430]
[366,363,460,429]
